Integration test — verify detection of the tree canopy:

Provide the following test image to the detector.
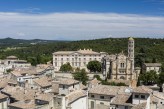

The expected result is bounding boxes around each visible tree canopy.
[73,69,88,85]
[139,70,159,85]
[87,60,102,72]
[158,72,164,86]
[59,62,73,72]
[0,38,164,68]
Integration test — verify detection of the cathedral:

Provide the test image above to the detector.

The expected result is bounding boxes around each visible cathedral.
[102,37,140,80]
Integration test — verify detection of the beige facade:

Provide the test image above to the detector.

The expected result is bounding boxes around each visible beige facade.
[102,37,138,80]
[142,63,161,74]
[53,49,107,71]
[0,94,8,109]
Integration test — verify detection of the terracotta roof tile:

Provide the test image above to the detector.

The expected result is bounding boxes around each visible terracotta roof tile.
[66,90,87,104]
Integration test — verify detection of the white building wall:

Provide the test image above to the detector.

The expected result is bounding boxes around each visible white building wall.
[55,72,103,80]
[88,94,112,109]
[59,84,80,95]
[146,66,160,73]
[132,93,150,108]
[53,50,107,71]
[0,99,7,109]
[70,97,87,109]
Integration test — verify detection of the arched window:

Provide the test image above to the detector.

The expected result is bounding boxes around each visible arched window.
[120,76,125,80]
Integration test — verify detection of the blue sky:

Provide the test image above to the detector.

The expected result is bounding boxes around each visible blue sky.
[0,0,164,40]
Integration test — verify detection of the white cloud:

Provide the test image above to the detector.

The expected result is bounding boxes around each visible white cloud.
[0,12,163,40]
[17,32,25,37]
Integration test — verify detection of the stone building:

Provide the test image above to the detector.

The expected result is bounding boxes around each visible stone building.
[142,63,162,74]
[53,49,107,71]
[102,37,139,80]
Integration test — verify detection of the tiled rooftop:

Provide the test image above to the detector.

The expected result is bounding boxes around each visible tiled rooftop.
[89,85,120,96]
[57,78,79,85]
[131,102,147,109]
[66,90,86,104]
[144,63,162,67]
[8,100,35,109]
[132,86,153,94]
[35,93,53,102]
[33,76,52,88]
[111,94,133,106]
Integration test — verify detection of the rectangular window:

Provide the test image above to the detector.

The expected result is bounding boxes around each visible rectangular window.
[63,85,65,89]
[91,95,94,98]
[61,58,63,61]
[67,58,69,61]
[135,95,139,98]
[120,63,125,68]
[55,62,57,66]
[100,96,104,99]
[55,58,57,60]
[100,102,104,105]
[141,95,145,99]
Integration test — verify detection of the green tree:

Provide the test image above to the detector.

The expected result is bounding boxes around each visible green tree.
[73,69,88,85]
[139,70,158,85]
[87,61,102,72]
[152,58,157,63]
[59,62,73,72]
[93,75,102,81]
[158,72,164,91]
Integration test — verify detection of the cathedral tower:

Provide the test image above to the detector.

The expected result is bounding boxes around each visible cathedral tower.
[128,37,135,76]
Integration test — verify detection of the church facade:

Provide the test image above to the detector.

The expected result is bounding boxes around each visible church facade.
[102,37,140,80]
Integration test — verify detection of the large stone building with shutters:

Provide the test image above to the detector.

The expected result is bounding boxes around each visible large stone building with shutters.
[53,49,107,71]
[102,37,140,80]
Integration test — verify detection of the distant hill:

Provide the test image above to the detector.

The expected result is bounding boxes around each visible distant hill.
[0,37,65,46]
[0,37,164,68]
